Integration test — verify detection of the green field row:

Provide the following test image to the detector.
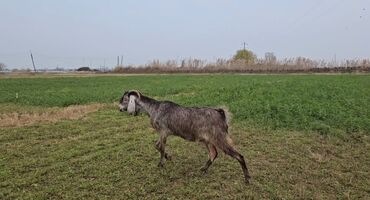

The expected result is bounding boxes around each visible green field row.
[1,74,369,135]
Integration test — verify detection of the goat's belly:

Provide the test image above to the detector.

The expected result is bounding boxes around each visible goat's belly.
[174,132,196,141]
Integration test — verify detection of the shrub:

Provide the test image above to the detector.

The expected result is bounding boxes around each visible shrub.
[232,49,257,64]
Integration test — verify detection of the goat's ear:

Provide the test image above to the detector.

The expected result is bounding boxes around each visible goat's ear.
[128,90,141,99]
[127,95,136,114]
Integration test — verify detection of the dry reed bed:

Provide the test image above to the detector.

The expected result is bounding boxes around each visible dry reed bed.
[113,58,370,74]
[0,104,105,127]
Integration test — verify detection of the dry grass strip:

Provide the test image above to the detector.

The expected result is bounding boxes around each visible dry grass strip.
[0,104,105,127]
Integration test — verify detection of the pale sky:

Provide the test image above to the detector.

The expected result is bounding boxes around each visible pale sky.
[0,0,369,69]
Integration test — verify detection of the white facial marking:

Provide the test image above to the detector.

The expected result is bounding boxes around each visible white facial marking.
[127,95,136,114]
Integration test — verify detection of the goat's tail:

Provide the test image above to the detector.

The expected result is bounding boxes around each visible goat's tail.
[216,106,232,126]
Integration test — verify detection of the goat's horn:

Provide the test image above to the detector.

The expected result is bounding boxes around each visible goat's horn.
[128,90,141,99]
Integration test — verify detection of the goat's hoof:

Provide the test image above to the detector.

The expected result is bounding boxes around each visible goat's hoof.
[245,177,251,184]
[200,167,208,174]
[165,154,172,161]
[157,162,164,168]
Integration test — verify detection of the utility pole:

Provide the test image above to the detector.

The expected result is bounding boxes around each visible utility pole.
[243,42,247,50]
[120,55,123,66]
[117,56,120,66]
[30,51,37,72]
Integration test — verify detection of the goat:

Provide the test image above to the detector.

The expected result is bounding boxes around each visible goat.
[119,90,251,183]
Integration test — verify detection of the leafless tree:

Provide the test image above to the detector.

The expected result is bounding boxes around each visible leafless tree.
[0,63,7,71]
[265,52,277,64]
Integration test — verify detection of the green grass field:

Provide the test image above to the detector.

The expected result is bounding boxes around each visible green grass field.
[1,74,369,199]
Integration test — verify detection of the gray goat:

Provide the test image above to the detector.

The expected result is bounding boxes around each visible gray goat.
[119,90,251,183]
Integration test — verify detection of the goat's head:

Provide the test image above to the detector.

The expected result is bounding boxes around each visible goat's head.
[119,90,142,115]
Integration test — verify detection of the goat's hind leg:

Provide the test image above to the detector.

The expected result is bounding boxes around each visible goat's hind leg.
[219,138,251,184]
[200,143,218,174]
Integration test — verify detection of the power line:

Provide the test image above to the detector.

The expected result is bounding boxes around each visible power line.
[290,0,325,29]
[285,0,345,34]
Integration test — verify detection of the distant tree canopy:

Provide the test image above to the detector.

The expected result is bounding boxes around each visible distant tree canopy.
[233,49,256,63]
[0,63,6,71]
[77,67,91,71]
[77,67,100,72]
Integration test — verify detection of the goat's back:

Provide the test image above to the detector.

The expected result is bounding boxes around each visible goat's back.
[153,101,228,141]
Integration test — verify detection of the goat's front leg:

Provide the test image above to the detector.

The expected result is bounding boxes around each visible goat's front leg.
[155,133,169,167]
[155,139,171,161]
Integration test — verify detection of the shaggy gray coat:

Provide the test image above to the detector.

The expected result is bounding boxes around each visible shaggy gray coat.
[119,90,251,183]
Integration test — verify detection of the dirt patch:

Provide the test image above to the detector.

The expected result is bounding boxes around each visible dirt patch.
[0,104,105,127]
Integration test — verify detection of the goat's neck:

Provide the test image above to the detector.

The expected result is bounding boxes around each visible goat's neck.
[136,95,159,117]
